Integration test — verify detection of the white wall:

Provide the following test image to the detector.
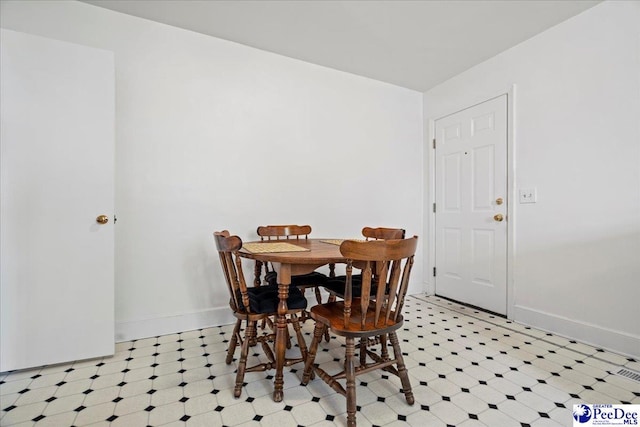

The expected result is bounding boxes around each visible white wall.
[1,1,424,341]
[424,1,640,357]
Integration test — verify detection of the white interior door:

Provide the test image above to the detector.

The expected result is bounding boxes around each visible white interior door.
[434,95,508,314]
[1,29,115,371]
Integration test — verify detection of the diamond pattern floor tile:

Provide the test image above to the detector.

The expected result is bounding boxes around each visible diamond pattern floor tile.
[1,295,638,427]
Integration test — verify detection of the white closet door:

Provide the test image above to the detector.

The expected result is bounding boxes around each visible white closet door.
[1,29,115,371]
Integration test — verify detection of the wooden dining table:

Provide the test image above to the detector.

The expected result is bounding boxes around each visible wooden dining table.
[238,238,346,402]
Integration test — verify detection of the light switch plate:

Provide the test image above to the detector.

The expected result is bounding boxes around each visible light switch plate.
[519,188,537,204]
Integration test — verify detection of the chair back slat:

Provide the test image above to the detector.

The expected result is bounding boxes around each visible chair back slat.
[214,230,251,313]
[395,255,414,322]
[257,224,312,240]
[360,262,373,328]
[339,236,418,329]
[218,251,239,311]
[384,260,401,325]
[234,254,250,310]
[343,263,353,327]
[373,262,388,326]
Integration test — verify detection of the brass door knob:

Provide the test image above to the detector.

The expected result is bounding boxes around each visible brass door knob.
[493,214,504,222]
[96,215,109,224]
[496,197,504,205]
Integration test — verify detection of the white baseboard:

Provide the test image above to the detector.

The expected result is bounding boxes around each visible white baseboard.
[115,307,236,343]
[512,304,640,359]
[116,288,333,343]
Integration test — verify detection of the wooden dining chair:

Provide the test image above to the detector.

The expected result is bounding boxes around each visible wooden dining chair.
[214,230,309,398]
[322,227,408,365]
[256,224,332,304]
[301,236,418,427]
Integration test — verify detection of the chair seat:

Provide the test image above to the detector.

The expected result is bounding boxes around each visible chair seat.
[236,284,307,314]
[265,271,329,287]
[323,275,381,297]
[310,299,403,337]
[292,271,329,286]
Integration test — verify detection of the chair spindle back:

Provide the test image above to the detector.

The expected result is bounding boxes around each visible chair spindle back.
[339,236,418,330]
[214,230,250,313]
[257,225,312,240]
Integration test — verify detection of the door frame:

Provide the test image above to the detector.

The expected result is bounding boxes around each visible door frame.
[425,85,516,318]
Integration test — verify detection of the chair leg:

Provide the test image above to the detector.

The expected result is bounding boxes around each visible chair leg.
[290,313,308,361]
[323,293,337,343]
[286,324,292,349]
[314,286,323,305]
[323,328,331,343]
[226,319,242,365]
[302,322,325,385]
[389,331,414,405]
[263,316,275,332]
[380,333,389,360]
[359,338,367,366]
[234,320,255,398]
[345,337,357,427]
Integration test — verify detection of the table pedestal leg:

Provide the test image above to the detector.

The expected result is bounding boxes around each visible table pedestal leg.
[273,263,291,402]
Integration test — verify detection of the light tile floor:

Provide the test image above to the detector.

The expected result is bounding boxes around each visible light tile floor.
[1,295,639,426]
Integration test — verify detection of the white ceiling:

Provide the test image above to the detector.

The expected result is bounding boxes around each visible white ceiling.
[83,0,600,92]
